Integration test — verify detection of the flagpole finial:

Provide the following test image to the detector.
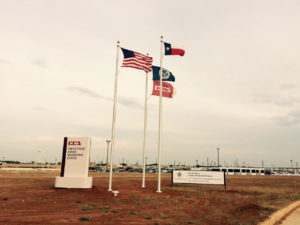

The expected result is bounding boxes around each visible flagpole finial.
[147,53,149,56]
[161,35,163,40]
[117,41,120,45]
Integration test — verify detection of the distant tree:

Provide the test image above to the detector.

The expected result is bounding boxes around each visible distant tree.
[5,160,20,164]
[148,163,158,166]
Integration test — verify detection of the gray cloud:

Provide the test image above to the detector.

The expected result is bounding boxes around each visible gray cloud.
[0,58,12,65]
[254,94,300,107]
[68,86,107,99]
[279,84,298,90]
[67,86,143,109]
[33,107,49,112]
[32,58,47,68]
[275,111,300,126]
[118,96,144,109]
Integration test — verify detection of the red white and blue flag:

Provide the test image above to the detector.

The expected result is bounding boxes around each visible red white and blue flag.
[152,81,175,98]
[164,42,185,56]
[121,48,153,73]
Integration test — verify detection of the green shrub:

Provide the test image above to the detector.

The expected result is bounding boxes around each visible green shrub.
[79,217,93,221]
[81,205,94,211]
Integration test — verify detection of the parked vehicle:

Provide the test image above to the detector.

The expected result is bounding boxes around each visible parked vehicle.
[210,167,265,175]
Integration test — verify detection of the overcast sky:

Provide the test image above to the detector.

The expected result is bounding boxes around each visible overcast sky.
[1,0,300,167]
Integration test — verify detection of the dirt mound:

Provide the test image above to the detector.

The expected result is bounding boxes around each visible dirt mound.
[237,203,263,212]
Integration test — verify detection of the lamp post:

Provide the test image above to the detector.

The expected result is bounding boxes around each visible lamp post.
[37,149,42,164]
[106,140,110,172]
[217,148,220,167]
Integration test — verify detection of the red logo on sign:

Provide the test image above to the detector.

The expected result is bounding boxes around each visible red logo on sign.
[68,141,81,146]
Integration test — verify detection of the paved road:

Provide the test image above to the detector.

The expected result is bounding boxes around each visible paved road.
[280,207,300,225]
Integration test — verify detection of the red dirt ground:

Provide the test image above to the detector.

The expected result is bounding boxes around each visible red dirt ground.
[1,171,300,225]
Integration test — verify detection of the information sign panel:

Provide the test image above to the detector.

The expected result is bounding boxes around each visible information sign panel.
[55,137,93,188]
[172,170,226,187]
[61,137,91,178]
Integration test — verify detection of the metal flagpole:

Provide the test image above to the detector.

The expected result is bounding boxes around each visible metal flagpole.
[108,41,120,191]
[157,36,164,193]
[142,54,149,188]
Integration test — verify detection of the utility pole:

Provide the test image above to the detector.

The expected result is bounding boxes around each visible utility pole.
[290,160,293,168]
[106,140,110,171]
[262,160,264,168]
[36,149,42,164]
[196,160,198,167]
[217,148,220,167]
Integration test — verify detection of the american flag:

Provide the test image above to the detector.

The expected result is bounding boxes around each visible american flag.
[121,48,153,73]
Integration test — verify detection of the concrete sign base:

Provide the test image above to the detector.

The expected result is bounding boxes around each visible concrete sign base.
[55,176,93,189]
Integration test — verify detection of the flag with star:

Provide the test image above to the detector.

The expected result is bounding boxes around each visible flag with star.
[164,42,185,56]
[121,48,153,72]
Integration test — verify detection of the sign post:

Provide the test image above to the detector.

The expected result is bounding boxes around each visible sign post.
[55,137,93,188]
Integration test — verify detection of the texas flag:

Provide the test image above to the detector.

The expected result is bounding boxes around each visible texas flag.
[152,81,175,98]
[164,42,185,56]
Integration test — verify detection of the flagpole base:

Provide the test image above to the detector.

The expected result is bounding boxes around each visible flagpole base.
[156,190,162,193]
[108,189,112,192]
[141,186,146,188]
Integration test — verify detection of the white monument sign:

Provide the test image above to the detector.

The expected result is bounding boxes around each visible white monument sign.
[55,137,93,188]
[172,170,226,187]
